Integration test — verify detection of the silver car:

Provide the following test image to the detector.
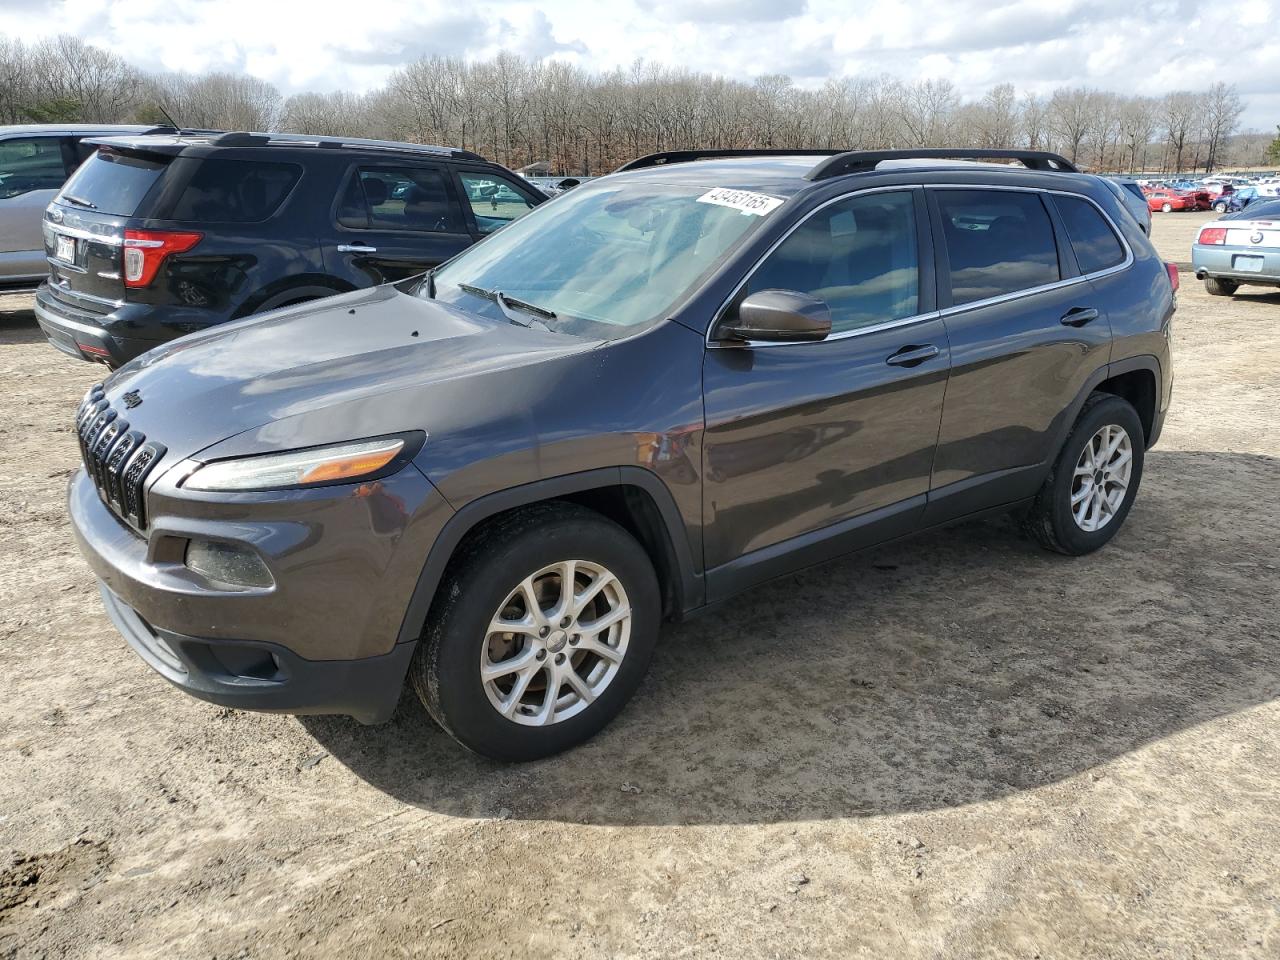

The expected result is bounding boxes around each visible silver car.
[0,124,164,289]
[1191,198,1280,296]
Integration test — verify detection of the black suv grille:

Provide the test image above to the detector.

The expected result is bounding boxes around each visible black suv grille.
[75,384,165,531]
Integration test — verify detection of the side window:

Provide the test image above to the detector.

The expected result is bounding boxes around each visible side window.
[166,159,301,223]
[1055,195,1126,274]
[459,172,537,234]
[744,191,919,335]
[0,137,69,199]
[935,190,1061,306]
[338,166,463,234]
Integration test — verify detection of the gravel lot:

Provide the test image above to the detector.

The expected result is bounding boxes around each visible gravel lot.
[2,211,1278,959]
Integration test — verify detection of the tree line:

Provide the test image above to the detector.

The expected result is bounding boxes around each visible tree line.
[2,33,1275,176]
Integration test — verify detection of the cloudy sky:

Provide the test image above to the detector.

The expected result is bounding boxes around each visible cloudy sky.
[2,0,1277,128]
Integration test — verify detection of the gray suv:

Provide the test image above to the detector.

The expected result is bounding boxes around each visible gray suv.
[0,124,171,289]
[68,148,1176,761]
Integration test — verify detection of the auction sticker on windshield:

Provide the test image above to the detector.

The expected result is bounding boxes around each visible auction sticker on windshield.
[697,187,785,216]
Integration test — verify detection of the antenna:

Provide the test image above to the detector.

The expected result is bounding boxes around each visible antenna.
[155,104,183,134]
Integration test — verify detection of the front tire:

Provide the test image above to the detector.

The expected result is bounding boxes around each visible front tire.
[410,503,661,761]
[1214,201,1228,213]
[1023,394,1145,556]
[1204,277,1238,296]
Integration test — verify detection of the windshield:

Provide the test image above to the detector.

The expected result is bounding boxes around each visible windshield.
[427,180,778,337]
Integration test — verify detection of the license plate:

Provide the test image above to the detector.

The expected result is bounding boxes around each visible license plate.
[1233,256,1264,273]
[55,234,75,264]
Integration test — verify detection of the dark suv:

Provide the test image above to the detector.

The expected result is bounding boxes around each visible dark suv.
[34,132,545,366]
[68,148,1175,761]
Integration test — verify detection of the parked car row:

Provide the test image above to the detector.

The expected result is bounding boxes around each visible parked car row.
[1134,173,1279,214]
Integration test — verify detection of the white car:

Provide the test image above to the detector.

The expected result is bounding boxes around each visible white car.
[1191,198,1280,295]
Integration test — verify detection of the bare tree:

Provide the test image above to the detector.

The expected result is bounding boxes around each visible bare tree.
[1202,82,1245,173]
[1162,91,1198,173]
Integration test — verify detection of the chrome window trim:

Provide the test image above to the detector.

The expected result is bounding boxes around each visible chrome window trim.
[706,181,1133,348]
[929,184,1134,318]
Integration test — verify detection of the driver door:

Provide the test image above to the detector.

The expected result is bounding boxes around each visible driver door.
[323,163,473,285]
[701,188,950,597]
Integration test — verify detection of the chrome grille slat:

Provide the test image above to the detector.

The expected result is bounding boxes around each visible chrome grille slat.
[74,386,164,533]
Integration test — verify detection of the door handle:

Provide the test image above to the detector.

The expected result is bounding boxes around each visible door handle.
[337,244,377,253]
[886,344,939,367]
[1060,307,1099,327]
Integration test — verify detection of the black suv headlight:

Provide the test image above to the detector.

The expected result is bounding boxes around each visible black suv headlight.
[182,433,424,492]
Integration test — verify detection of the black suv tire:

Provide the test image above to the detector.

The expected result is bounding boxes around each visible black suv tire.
[410,503,661,761]
[1023,393,1145,555]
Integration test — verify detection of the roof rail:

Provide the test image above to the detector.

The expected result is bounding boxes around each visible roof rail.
[615,148,842,172]
[204,131,486,161]
[806,148,1078,180]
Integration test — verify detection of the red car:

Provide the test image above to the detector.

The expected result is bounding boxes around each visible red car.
[1146,190,1195,212]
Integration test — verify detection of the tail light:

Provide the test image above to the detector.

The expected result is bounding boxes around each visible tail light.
[122,229,202,288]
[1198,227,1227,245]
[1165,262,1180,293]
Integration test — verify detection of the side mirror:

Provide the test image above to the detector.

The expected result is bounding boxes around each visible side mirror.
[716,289,832,344]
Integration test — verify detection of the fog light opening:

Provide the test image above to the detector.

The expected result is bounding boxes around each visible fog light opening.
[185,539,274,589]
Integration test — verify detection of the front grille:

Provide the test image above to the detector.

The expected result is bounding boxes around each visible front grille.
[75,383,165,531]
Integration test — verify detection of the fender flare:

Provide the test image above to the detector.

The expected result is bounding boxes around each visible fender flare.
[394,466,703,645]
[1046,354,1163,463]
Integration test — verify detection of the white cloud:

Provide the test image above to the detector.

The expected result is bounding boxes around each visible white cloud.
[1,0,1276,128]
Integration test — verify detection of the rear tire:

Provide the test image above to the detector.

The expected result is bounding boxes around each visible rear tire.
[410,503,661,761]
[1161,202,1172,213]
[1023,394,1145,556]
[1204,277,1238,296]
[1214,201,1228,213]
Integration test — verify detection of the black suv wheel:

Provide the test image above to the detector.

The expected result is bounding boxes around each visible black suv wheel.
[410,503,661,761]
[1023,394,1145,555]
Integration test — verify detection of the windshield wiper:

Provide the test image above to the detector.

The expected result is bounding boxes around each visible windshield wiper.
[458,283,554,330]
[61,194,97,210]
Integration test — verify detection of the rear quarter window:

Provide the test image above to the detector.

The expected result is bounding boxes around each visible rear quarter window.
[165,158,302,223]
[56,149,168,215]
[1055,195,1126,274]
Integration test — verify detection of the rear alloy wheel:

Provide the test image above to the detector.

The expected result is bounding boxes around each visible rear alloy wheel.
[1023,394,1145,555]
[1161,202,1173,213]
[411,503,660,761]
[1204,277,1238,296]
[1214,201,1228,213]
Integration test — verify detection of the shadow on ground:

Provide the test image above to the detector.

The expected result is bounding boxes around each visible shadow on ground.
[304,449,1280,826]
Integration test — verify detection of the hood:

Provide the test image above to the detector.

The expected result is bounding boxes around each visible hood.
[101,284,597,464]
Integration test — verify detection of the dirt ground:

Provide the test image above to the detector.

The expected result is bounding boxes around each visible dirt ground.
[2,211,1278,959]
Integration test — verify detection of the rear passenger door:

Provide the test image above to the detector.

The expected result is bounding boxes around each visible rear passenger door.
[924,187,1114,524]
[324,164,472,285]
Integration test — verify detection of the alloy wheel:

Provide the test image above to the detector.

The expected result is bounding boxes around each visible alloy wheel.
[1070,423,1133,532]
[480,560,631,726]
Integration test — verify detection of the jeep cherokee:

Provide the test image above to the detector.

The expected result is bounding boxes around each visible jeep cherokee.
[68,148,1176,761]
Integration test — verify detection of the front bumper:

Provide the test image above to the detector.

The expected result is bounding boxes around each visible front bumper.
[1192,244,1280,286]
[99,583,414,724]
[69,459,453,721]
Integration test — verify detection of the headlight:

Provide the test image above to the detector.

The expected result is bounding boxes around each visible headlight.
[183,434,421,492]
